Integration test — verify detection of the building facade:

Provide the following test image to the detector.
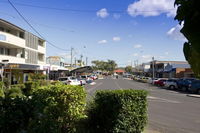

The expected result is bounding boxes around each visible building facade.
[0,19,46,84]
[46,56,69,80]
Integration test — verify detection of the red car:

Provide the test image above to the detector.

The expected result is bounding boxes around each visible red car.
[154,79,167,86]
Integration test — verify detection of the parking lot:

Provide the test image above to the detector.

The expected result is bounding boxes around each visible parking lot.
[85,76,200,133]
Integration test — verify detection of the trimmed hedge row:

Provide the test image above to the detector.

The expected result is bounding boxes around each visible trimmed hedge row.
[0,82,148,133]
[0,84,86,133]
[87,89,148,133]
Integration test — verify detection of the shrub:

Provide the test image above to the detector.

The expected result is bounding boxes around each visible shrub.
[0,84,87,133]
[4,84,25,98]
[23,81,40,95]
[28,84,87,133]
[87,89,148,133]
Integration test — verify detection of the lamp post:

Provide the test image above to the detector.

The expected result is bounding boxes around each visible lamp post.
[152,57,155,79]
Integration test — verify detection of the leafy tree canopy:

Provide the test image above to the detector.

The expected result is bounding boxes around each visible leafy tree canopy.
[91,60,117,72]
[175,0,200,77]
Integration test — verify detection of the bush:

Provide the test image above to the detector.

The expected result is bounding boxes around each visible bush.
[87,89,148,133]
[4,84,25,98]
[28,84,86,133]
[0,84,86,133]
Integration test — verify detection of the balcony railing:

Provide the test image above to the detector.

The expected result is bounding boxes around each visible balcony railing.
[0,54,25,64]
[0,31,25,48]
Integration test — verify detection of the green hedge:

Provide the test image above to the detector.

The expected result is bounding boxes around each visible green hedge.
[87,89,148,133]
[0,84,86,133]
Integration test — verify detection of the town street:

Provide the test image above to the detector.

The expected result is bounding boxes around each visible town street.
[85,77,200,133]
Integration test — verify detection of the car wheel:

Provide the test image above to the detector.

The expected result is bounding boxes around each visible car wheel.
[169,85,175,90]
[182,86,187,92]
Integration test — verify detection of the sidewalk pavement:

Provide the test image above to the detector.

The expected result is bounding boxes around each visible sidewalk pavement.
[187,94,200,98]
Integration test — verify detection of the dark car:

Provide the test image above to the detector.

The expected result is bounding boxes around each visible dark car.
[177,78,196,92]
[188,80,200,94]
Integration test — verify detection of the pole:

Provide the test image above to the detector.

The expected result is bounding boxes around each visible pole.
[70,47,73,67]
[86,57,88,66]
[80,54,83,66]
[152,57,155,79]
[75,57,77,68]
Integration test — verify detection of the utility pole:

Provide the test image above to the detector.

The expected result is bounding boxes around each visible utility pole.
[70,47,74,67]
[86,57,88,66]
[152,57,155,79]
[74,57,77,68]
[80,54,83,66]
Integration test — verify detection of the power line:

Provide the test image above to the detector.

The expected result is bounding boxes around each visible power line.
[2,1,176,14]
[7,0,70,51]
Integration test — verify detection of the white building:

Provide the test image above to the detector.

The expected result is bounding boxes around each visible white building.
[0,19,46,83]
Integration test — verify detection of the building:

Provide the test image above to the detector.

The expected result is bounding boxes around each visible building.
[46,56,69,80]
[114,69,125,75]
[0,19,46,84]
[149,61,194,78]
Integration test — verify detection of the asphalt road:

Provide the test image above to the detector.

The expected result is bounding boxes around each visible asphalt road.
[85,77,200,133]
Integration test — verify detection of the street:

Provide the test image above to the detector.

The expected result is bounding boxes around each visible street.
[85,77,200,133]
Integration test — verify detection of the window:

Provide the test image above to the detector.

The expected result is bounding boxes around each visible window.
[5,48,10,55]
[0,47,4,55]
[19,32,24,38]
[0,27,4,31]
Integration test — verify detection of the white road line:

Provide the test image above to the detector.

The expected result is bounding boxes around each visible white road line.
[87,82,103,93]
[114,80,121,89]
[147,96,181,104]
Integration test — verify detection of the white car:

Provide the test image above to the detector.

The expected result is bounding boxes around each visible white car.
[58,77,80,85]
[164,79,178,90]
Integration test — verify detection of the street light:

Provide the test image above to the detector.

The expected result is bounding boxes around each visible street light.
[152,57,155,79]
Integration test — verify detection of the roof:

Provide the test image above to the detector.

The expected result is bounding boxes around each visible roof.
[0,19,25,32]
[114,69,125,73]
[150,61,188,64]
[70,66,93,73]
[0,19,45,41]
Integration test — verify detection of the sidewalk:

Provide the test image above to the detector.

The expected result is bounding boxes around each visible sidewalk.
[187,94,200,98]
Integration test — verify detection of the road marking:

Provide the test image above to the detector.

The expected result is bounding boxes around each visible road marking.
[87,82,103,93]
[114,80,121,89]
[147,96,181,104]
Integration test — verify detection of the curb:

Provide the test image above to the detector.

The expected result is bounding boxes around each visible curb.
[187,94,200,98]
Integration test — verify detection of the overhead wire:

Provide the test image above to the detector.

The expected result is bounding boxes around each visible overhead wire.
[7,0,71,51]
[2,1,176,14]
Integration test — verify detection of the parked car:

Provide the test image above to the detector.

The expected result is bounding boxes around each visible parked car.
[177,78,196,91]
[58,77,80,85]
[90,75,98,80]
[164,79,178,90]
[77,78,87,85]
[188,80,200,94]
[154,79,167,86]
[80,75,93,84]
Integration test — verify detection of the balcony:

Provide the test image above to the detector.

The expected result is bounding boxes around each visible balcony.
[38,45,45,54]
[0,55,25,64]
[0,31,25,48]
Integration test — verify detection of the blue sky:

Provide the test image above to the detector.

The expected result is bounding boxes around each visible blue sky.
[0,0,186,67]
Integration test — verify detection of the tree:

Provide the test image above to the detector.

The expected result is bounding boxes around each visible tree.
[125,66,132,73]
[91,60,117,72]
[175,0,200,77]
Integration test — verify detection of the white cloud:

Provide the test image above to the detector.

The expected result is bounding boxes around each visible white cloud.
[113,37,121,42]
[133,53,138,57]
[96,8,109,18]
[134,44,142,48]
[141,55,152,62]
[167,24,187,41]
[127,0,177,17]
[164,52,169,55]
[98,40,107,44]
[113,13,121,19]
